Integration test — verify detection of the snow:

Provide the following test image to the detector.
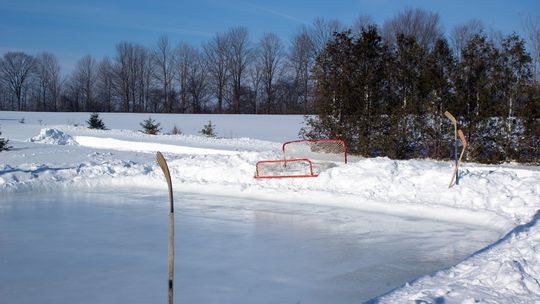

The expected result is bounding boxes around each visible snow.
[1,111,539,303]
[29,128,77,145]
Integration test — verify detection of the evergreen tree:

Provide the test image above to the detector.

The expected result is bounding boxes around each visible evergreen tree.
[303,27,388,156]
[454,34,501,163]
[200,120,217,137]
[518,85,540,164]
[498,34,533,161]
[87,112,106,129]
[387,34,428,159]
[423,38,456,159]
[140,117,162,135]
[0,131,10,152]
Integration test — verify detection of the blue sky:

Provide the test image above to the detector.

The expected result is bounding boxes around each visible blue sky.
[1,0,539,73]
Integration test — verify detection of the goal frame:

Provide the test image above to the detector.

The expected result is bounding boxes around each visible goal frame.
[281,139,347,164]
[254,158,319,179]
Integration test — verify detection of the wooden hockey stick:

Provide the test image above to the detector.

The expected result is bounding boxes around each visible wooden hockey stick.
[156,151,174,304]
[444,111,459,185]
[448,129,468,188]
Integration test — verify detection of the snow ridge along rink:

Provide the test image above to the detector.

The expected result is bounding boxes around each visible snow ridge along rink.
[1,112,539,303]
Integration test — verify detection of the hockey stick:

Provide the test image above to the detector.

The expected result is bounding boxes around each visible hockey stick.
[156,151,174,304]
[444,111,458,186]
[448,129,468,188]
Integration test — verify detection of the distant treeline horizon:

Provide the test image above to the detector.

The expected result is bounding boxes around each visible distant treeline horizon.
[1,8,539,116]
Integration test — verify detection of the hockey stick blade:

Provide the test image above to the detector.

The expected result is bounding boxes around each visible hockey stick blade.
[156,151,174,213]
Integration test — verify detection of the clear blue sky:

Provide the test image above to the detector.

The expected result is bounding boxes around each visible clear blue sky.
[1,0,539,73]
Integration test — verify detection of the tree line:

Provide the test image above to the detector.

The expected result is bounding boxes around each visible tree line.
[0,17,345,115]
[303,10,540,164]
[2,9,538,117]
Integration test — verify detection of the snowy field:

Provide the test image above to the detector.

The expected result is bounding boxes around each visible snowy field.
[1,111,539,303]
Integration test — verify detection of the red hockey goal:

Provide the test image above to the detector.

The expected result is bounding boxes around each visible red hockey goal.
[254,158,318,178]
[254,139,347,179]
[282,139,347,164]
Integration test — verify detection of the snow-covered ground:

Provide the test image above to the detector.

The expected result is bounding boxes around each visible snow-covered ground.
[1,111,539,303]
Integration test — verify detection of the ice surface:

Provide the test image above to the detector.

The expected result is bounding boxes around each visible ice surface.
[0,189,500,304]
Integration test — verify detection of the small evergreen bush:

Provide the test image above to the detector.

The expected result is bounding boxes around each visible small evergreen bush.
[200,120,217,137]
[140,117,162,135]
[87,113,106,129]
[0,131,10,152]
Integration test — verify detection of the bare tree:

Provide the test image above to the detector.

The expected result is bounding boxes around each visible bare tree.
[382,8,442,49]
[133,45,152,112]
[113,42,153,112]
[308,17,344,55]
[203,32,229,113]
[225,26,251,113]
[35,52,61,111]
[152,36,175,113]
[96,57,115,112]
[289,28,315,113]
[257,33,284,114]
[0,52,35,111]
[114,42,133,112]
[247,59,262,114]
[175,43,197,113]
[352,15,376,35]
[186,48,209,113]
[522,14,540,80]
[73,55,97,112]
[450,19,484,59]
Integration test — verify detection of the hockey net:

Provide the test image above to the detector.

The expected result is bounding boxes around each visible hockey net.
[255,159,318,178]
[254,139,347,179]
[282,139,347,164]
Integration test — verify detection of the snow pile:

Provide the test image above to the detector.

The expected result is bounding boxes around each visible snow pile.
[376,211,540,303]
[29,128,77,145]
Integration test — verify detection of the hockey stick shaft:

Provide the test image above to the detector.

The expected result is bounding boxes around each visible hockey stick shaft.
[444,111,459,187]
[448,130,468,188]
[156,152,174,304]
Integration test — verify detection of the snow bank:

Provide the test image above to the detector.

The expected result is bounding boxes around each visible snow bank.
[376,211,540,303]
[75,136,244,156]
[29,128,77,145]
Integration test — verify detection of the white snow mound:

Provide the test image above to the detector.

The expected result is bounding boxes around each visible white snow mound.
[29,128,77,145]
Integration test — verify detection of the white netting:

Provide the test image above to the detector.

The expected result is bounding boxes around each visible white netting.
[282,140,347,163]
[255,159,317,178]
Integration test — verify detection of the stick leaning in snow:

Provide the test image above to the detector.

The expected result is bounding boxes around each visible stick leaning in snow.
[448,129,468,188]
[156,151,174,304]
[444,111,459,185]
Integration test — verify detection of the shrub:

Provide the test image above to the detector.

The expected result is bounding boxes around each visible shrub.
[200,120,217,137]
[140,117,162,135]
[87,113,106,129]
[171,125,182,135]
[0,131,10,152]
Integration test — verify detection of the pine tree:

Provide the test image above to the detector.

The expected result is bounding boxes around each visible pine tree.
[200,120,217,137]
[0,131,10,152]
[499,34,533,161]
[140,117,162,135]
[87,112,106,129]
[304,27,389,157]
[423,38,456,160]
